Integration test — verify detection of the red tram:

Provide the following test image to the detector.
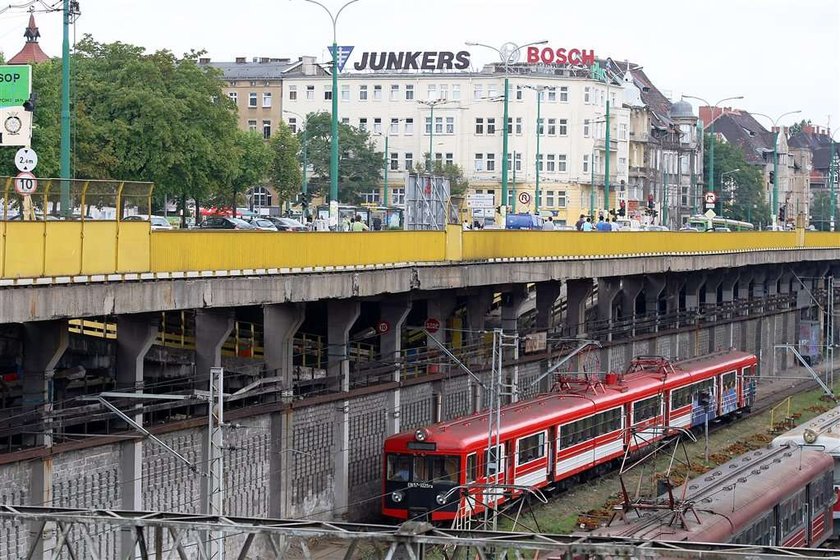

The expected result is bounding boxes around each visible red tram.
[382,350,758,522]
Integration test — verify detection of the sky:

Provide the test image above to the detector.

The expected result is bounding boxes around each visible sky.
[0,0,837,132]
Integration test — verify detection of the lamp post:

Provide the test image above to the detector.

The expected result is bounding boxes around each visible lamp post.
[418,99,454,173]
[466,41,547,224]
[752,110,802,227]
[373,131,393,206]
[59,0,79,217]
[524,85,550,215]
[302,0,361,228]
[682,95,744,217]
[830,130,840,231]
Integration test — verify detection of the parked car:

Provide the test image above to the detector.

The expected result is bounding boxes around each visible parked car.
[123,215,174,230]
[198,216,256,230]
[248,218,279,231]
[267,217,307,231]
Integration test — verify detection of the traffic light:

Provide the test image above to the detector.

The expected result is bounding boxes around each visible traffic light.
[23,93,36,112]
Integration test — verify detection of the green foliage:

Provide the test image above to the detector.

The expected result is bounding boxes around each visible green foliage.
[788,119,813,137]
[205,130,273,210]
[704,134,770,224]
[810,191,834,231]
[269,120,302,206]
[297,112,382,203]
[417,154,469,196]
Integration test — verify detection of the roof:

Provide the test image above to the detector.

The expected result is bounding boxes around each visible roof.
[706,111,774,165]
[8,14,50,64]
[789,130,837,171]
[772,402,840,454]
[207,60,298,80]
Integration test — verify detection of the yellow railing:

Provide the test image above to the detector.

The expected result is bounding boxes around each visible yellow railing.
[769,396,793,433]
[3,222,840,281]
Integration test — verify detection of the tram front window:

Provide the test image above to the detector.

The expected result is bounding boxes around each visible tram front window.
[386,454,411,482]
[430,456,459,483]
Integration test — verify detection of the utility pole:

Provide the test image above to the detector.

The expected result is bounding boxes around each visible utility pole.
[206,367,225,560]
[59,0,78,217]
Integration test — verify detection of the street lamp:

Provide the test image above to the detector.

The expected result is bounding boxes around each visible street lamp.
[302,0,361,227]
[682,94,744,216]
[524,85,551,215]
[372,129,396,206]
[751,110,802,227]
[417,99,454,173]
[283,110,309,213]
[466,40,547,224]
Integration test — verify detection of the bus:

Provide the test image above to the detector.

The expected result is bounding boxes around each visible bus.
[686,215,755,232]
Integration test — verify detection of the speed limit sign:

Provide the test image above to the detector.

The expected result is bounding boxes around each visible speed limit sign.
[14,171,37,195]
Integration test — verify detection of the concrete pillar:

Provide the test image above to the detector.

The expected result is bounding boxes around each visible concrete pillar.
[704,275,723,326]
[464,288,493,344]
[664,275,684,329]
[501,285,529,333]
[269,409,293,518]
[380,296,412,435]
[597,278,622,341]
[327,300,361,392]
[333,400,351,519]
[194,309,235,380]
[566,279,593,336]
[535,281,562,331]
[644,275,665,332]
[735,273,752,317]
[426,292,457,347]
[683,274,705,314]
[752,272,767,316]
[23,320,67,560]
[620,277,644,337]
[115,313,159,558]
[264,303,306,387]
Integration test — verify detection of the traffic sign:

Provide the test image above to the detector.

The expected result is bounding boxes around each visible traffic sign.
[376,320,391,335]
[467,193,495,209]
[704,192,717,204]
[518,191,532,205]
[704,209,716,219]
[0,65,31,109]
[14,147,37,172]
[424,318,441,334]
[14,171,37,195]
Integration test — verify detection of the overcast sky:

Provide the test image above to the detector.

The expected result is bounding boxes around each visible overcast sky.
[0,0,837,131]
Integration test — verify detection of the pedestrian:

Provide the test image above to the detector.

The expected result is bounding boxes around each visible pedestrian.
[610,217,620,231]
[596,216,612,232]
[463,219,471,231]
[351,214,369,232]
[575,214,585,231]
[542,216,555,231]
[473,219,482,230]
[582,217,593,232]
[372,215,382,231]
[341,215,351,232]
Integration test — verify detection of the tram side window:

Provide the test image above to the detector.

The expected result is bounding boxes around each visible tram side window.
[387,454,411,482]
[670,386,692,409]
[484,446,505,476]
[466,453,477,483]
[429,456,459,483]
[632,396,660,423]
[721,371,737,391]
[517,432,546,465]
[596,407,622,433]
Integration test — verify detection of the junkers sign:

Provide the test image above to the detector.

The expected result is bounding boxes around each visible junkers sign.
[352,51,471,71]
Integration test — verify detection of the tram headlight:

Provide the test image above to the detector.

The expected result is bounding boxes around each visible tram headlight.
[391,491,404,503]
[435,493,447,506]
[803,428,818,444]
[415,428,429,442]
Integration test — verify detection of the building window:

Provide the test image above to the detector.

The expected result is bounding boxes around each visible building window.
[404,153,413,171]
[515,117,523,135]
[440,84,448,99]
[445,117,454,134]
[619,123,628,140]
[487,84,497,98]
[404,118,414,135]
[475,153,484,171]
[547,88,556,102]
[486,153,495,172]
[248,92,257,107]
[559,86,568,102]
[390,118,399,134]
[547,118,556,136]
[619,157,627,168]
[434,152,443,165]
[287,117,297,133]
[341,117,350,125]
[341,85,350,101]
[360,85,368,101]
[434,117,443,134]
[537,118,544,135]
[247,119,257,132]
[452,84,461,100]
[583,154,590,173]
[405,84,414,100]
[359,118,368,131]
[305,86,314,100]
[262,120,271,139]
[514,152,522,172]
[515,85,523,101]
[445,152,454,165]
[262,92,272,107]
[546,190,555,207]
[391,187,406,205]
[558,190,567,207]
[249,186,272,208]
[559,119,568,136]
[390,84,399,101]
[427,84,437,100]
[373,85,382,101]
[361,189,380,204]
[507,117,513,134]
[373,118,382,134]
[323,86,332,100]
[475,118,484,135]
[228,91,238,104]
[288,86,297,101]
[546,154,555,172]
[583,119,590,137]
[390,152,399,171]
[537,154,543,172]
[425,117,432,135]
[473,84,483,100]
[558,154,567,172]
[584,86,591,104]
[487,117,496,135]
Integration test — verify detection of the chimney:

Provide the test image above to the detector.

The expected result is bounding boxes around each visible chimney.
[301,55,316,76]
[803,125,814,135]
[199,57,210,65]
[235,57,246,64]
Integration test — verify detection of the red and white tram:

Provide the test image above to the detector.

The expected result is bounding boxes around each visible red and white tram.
[382,350,758,521]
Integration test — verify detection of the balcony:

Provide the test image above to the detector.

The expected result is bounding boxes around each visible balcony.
[594,138,619,152]
[592,174,620,186]
[629,132,650,142]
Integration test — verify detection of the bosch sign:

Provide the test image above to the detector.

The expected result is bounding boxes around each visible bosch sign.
[353,51,470,71]
[526,47,596,66]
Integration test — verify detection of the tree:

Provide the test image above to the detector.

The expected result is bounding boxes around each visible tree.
[206,130,273,212]
[297,112,382,204]
[269,121,302,208]
[789,119,813,137]
[810,191,834,231]
[704,135,769,225]
[417,155,469,197]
